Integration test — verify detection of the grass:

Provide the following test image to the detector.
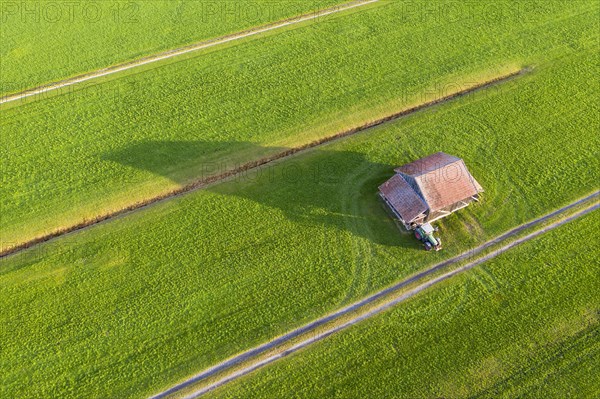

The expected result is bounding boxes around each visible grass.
[2,0,598,246]
[1,43,598,399]
[0,0,345,95]
[207,211,600,399]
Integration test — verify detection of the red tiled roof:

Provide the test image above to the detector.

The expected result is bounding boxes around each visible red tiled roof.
[381,153,484,219]
[405,159,482,211]
[378,174,428,223]
[395,152,461,176]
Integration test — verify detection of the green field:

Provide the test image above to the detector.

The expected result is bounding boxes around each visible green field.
[3,0,598,247]
[0,0,344,95]
[2,1,599,398]
[1,41,598,398]
[208,211,600,399]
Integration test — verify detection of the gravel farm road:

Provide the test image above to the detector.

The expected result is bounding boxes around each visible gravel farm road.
[149,191,599,399]
[0,0,380,106]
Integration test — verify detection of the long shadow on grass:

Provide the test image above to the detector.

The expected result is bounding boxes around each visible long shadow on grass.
[102,140,284,185]
[104,140,418,248]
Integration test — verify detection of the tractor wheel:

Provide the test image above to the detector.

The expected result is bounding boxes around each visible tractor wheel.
[414,230,423,241]
[424,242,433,251]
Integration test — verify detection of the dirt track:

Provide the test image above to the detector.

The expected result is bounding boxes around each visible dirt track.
[0,0,380,106]
[0,69,526,259]
[148,192,599,399]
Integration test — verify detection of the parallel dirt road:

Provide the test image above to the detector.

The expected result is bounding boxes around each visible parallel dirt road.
[149,192,599,399]
[0,0,380,106]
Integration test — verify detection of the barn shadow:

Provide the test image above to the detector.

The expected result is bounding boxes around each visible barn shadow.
[103,139,418,248]
[102,140,285,185]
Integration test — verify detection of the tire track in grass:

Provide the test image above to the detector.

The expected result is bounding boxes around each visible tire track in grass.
[339,159,375,304]
[0,0,381,106]
[148,192,598,399]
[0,69,528,259]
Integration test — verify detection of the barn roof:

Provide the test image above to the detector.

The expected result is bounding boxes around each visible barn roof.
[381,152,483,218]
[394,152,461,176]
[378,174,428,223]
[402,159,482,211]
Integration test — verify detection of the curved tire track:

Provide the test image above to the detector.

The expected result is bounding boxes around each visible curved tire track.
[149,191,599,399]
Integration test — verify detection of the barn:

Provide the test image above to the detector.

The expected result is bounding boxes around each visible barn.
[379,152,483,229]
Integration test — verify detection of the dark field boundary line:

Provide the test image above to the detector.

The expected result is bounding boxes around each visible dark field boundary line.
[0,0,380,106]
[0,69,526,259]
[156,193,599,399]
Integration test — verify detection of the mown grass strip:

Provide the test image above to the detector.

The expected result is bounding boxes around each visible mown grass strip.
[1,0,379,105]
[0,68,525,259]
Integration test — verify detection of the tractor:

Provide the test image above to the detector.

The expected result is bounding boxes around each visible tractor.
[413,223,442,251]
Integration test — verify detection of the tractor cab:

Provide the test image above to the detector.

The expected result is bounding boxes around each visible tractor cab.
[413,223,442,251]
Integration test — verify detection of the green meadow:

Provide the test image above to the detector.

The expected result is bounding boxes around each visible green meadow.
[209,211,600,399]
[0,0,344,94]
[2,0,598,246]
[1,43,598,398]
